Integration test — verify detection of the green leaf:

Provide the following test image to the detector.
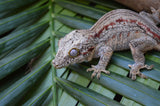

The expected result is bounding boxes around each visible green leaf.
[0,0,48,19]
[0,21,49,54]
[0,56,51,106]
[0,4,48,35]
[55,14,93,29]
[26,88,51,106]
[86,0,125,9]
[0,39,50,80]
[21,48,53,106]
[22,81,52,106]
[0,0,159,105]
[69,64,160,106]
[111,54,160,82]
[0,0,39,12]
[56,77,123,106]
[0,11,10,19]
[54,31,66,38]
[55,0,106,19]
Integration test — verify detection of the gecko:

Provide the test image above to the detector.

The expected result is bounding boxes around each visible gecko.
[52,7,160,80]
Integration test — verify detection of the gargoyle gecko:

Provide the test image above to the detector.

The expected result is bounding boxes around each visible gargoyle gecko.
[53,8,160,80]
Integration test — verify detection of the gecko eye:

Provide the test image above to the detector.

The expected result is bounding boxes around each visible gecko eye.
[68,48,80,58]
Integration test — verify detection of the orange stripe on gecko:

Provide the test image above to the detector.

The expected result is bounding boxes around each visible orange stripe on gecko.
[94,18,160,40]
[82,47,94,55]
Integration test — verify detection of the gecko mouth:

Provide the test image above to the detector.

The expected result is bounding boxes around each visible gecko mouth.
[52,63,64,69]
[54,65,63,69]
[52,59,70,69]
[52,60,61,69]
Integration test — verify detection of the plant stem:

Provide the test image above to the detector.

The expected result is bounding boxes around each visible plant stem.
[49,0,57,106]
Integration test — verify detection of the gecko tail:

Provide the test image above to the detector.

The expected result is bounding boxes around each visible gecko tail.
[150,7,160,25]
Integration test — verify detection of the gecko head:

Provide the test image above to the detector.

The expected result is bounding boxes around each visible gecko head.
[52,29,96,69]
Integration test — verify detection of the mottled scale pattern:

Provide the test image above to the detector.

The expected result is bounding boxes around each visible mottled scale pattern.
[53,8,160,80]
[91,9,160,43]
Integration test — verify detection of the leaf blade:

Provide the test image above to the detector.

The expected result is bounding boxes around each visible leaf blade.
[69,64,160,106]
[0,21,49,54]
[0,58,51,105]
[0,4,48,35]
[0,39,50,80]
[55,0,106,19]
[56,77,123,106]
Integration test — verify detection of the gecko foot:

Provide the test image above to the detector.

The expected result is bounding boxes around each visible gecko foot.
[87,65,110,79]
[128,64,153,80]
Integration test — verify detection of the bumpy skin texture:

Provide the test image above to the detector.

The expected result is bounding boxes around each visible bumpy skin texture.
[52,8,160,80]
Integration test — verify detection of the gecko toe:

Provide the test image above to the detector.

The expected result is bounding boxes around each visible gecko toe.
[91,71,96,79]
[87,65,110,79]
[86,67,97,78]
[96,70,110,79]
[131,74,137,80]
[128,64,132,68]
[130,70,147,80]
[129,70,137,80]
[87,68,94,72]
[129,64,149,80]
[138,72,147,79]
[101,70,110,74]
[144,64,154,70]
[97,72,101,79]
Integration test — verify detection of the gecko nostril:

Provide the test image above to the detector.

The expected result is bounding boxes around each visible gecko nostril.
[52,60,60,68]
[52,60,55,64]
[52,60,57,66]
[53,63,58,68]
[55,65,58,68]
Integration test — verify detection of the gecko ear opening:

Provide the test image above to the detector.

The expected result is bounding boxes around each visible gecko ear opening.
[68,48,80,58]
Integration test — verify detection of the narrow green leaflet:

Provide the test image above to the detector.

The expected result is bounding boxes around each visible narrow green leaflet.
[69,64,160,106]
[0,0,48,19]
[55,14,92,29]
[0,56,51,106]
[54,31,66,38]
[0,4,48,35]
[112,54,160,82]
[0,0,159,105]
[86,0,125,9]
[0,11,10,19]
[13,19,42,33]
[55,14,93,29]
[0,35,39,59]
[22,83,52,106]
[22,48,53,106]
[0,0,39,12]
[0,39,50,80]
[24,88,51,106]
[55,0,106,19]
[0,21,49,54]
[56,77,123,106]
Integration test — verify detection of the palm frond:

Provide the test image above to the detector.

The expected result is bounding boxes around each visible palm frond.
[0,0,159,106]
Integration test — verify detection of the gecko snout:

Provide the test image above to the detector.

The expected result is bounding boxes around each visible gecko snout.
[52,60,59,68]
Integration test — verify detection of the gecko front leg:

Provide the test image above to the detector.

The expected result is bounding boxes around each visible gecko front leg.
[87,45,113,79]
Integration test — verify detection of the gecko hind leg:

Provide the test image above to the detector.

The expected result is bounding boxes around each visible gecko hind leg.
[129,36,157,80]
